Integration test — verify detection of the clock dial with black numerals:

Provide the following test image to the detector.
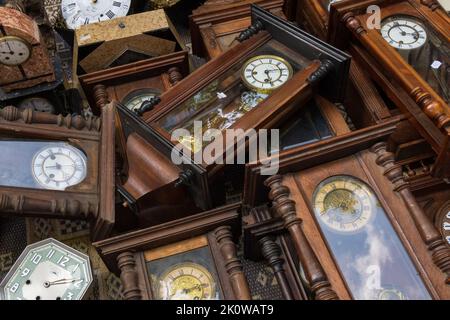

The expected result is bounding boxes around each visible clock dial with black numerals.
[32,144,87,190]
[61,0,131,30]
[0,36,31,66]
[380,16,427,50]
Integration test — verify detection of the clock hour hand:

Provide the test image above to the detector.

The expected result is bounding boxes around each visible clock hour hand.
[182,283,209,294]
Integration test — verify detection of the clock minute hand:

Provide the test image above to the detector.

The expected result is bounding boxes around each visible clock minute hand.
[44,278,80,287]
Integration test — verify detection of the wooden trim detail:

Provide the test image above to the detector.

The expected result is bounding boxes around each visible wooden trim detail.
[371,142,450,284]
[117,251,143,300]
[265,175,339,300]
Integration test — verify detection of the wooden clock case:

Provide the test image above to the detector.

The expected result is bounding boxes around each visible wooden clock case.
[189,0,286,59]
[79,50,189,115]
[327,0,450,178]
[137,6,350,211]
[0,103,116,241]
[242,113,450,299]
[93,203,251,300]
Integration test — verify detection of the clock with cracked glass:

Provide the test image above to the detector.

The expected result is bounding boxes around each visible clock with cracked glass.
[0,238,93,300]
[61,0,131,29]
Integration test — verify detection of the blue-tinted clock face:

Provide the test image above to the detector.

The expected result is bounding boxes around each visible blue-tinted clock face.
[0,239,93,300]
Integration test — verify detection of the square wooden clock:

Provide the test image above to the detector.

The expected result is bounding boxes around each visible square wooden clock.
[0,102,116,241]
[93,203,252,300]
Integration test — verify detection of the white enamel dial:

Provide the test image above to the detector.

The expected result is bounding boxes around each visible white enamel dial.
[32,144,87,190]
[0,238,93,300]
[241,55,293,93]
[61,0,131,30]
[122,90,158,112]
[380,17,427,50]
[0,36,31,66]
[18,97,56,114]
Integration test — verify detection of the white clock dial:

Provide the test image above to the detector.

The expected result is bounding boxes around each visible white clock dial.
[122,89,158,112]
[61,0,131,30]
[0,238,93,300]
[241,55,293,93]
[18,97,56,114]
[0,36,31,66]
[32,144,87,190]
[380,17,427,50]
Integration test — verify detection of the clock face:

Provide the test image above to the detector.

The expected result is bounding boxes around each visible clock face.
[122,89,159,112]
[380,16,427,50]
[156,263,216,300]
[0,36,31,66]
[0,238,92,300]
[377,287,407,300]
[18,97,56,114]
[61,0,131,29]
[31,144,87,190]
[438,206,450,246]
[241,55,293,93]
[313,176,373,233]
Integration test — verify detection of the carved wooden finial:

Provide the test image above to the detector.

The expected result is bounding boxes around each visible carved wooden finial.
[411,87,450,130]
[168,67,182,86]
[371,143,450,284]
[421,0,440,10]
[308,60,334,85]
[93,84,110,109]
[341,12,366,35]
[264,175,339,300]
[235,20,264,43]
[117,252,142,300]
[214,226,252,300]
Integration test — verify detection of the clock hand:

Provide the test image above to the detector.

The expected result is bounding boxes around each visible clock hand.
[182,283,209,294]
[44,278,80,287]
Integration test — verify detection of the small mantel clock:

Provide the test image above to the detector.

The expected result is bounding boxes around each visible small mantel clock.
[0,6,55,93]
[93,203,252,300]
[0,238,93,300]
[327,0,450,178]
[0,103,116,241]
[137,5,350,210]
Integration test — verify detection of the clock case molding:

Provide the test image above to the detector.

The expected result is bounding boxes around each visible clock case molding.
[136,6,350,211]
[0,103,116,241]
[189,0,286,59]
[242,115,450,300]
[326,0,450,179]
[93,203,251,300]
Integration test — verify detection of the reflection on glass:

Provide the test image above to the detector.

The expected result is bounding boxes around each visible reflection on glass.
[157,40,311,152]
[0,140,87,191]
[380,15,450,103]
[146,245,221,300]
[312,175,431,300]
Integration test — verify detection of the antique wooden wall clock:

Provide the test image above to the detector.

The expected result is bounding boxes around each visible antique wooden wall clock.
[328,0,450,178]
[135,6,350,210]
[79,50,189,114]
[0,103,116,241]
[189,0,285,59]
[93,203,252,300]
[242,116,450,299]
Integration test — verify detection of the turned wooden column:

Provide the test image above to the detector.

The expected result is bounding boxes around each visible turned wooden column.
[93,84,110,109]
[214,226,252,300]
[117,252,142,300]
[259,236,295,300]
[371,142,450,284]
[265,175,339,300]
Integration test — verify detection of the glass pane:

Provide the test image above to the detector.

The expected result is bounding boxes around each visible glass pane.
[0,140,87,191]
[146,245,222,300]
[380,15,450,103]
[157,39,312,152]
[312,175,431,300]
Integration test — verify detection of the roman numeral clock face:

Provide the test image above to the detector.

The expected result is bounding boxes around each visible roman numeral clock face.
[32,144,87,190]
[380,16,427,50]
[241,55,293,94]
[61,0,131,29]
